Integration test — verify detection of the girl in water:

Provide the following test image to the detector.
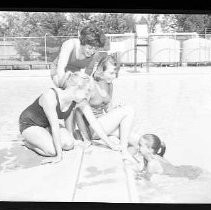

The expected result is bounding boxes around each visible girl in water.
[133,134,203,180]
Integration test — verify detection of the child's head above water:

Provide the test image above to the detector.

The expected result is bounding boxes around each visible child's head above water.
[138,134,166,157]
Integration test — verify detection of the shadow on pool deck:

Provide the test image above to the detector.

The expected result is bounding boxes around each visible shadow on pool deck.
[0,142,46,173]
[85,166,117,178]
[77,178,116,189]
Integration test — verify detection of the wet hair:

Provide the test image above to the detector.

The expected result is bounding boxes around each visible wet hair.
[93,55,120,81]
[63,72,92,91]
[79,24,107,48]
[141,134,166,157]
[139,134,166,173]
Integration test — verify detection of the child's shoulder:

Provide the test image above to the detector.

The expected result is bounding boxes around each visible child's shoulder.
[148,158,164,174]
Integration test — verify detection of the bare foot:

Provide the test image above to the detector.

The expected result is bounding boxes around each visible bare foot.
[74,139,92,150]
[83,139,92,149]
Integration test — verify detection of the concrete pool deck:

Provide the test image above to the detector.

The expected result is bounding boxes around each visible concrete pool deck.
[0,141,138,202]
[0,144,84,201]
[1,67,211,202]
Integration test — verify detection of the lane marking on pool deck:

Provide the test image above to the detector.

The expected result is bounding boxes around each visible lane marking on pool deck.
[71,145,85,202]
[72,143,140,203]
[123,161,139,203]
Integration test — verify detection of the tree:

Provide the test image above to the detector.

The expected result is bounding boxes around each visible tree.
[148,14,160,33]
[93,13,135,34]
[14,39,37,61]
[0,12,137,61]
[174,14,210,34]
[159,14,178,33]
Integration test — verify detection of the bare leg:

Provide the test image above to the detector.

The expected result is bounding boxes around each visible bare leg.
[74,108,92,148]
[22,126,56,157]
[22,126,75,157]
[96,105,136,162]
[97,105,134,146]
[74,108,92,140]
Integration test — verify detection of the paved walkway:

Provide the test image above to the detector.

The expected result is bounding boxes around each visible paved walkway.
[0,141,139,202]
[1,68,211,202]
[73,144,138,203]
[0,144,83,201]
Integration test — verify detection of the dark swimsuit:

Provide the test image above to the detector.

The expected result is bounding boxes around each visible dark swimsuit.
[75,82,113,140]
[19,88,76,133]
[65,44,93,74]
[51,40,108,77]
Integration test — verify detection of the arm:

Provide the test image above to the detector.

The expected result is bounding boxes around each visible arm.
[77,100,121,150]
[40,91,63,161]
[141,150,163,174]
[54,39,75,87]
[64,110,75,134]
[103,83,113,113]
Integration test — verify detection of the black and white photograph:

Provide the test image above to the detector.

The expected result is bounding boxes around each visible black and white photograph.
[0,9,211,204]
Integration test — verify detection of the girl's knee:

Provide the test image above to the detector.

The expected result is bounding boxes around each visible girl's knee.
[39,145,56,157]
[24,140,56,157]
[44,149,57,157]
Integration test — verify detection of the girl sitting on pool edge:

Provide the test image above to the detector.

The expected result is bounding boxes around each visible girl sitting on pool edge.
[19,72,122,164]
[73,55,137,163]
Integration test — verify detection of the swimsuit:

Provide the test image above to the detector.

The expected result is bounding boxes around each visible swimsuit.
[74,82,113,140]
[65,43,93,74]
[19,88,76,133]
[52,39,108,76]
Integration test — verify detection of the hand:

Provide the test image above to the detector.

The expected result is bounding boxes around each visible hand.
[41,155,63,165]
[82,139,92,149]
[106,141,122,151]
[74,139,92,149]
[136,170,151,181]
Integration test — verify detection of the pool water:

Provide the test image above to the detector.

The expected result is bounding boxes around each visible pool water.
[135,170,211,203]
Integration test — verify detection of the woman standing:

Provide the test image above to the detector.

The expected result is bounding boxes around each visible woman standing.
[51,24,107,88]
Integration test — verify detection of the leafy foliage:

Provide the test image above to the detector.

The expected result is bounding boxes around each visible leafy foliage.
[1,12,211,62]
[174,14,210,34]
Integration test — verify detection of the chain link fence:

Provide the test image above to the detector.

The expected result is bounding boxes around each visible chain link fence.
[1,33,211,71]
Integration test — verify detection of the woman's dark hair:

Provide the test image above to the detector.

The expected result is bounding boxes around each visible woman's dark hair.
[142,134,166,157]
[79,24,107,48]
[93,54,120,81]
